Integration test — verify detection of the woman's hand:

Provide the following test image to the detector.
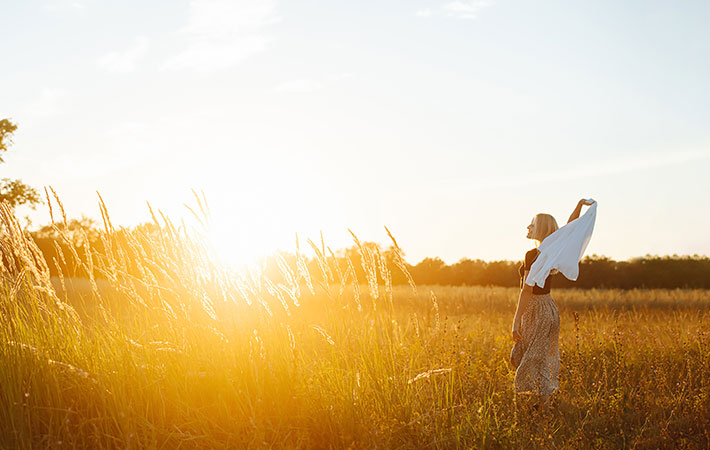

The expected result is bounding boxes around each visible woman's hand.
[569,198,595,223]
[512,329,522,341]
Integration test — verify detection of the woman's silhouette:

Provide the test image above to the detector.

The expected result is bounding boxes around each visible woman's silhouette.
[511,198,594,407]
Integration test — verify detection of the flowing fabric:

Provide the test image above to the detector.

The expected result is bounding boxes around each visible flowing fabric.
[514,293,560,396]
[526,201,597,289]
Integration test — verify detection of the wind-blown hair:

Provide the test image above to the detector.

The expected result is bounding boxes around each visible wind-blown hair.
[533,213,559,242]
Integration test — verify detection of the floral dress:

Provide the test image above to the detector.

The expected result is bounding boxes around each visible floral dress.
[514,249,561,396]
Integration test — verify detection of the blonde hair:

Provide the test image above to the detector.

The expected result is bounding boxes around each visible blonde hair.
[533,213,558,242]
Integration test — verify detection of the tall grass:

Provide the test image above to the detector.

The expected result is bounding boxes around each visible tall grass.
[0,198,709,448]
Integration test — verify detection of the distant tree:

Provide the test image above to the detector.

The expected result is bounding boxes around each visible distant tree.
[0,119,40,209]
[33,217,101,246]
[411,257,447,285]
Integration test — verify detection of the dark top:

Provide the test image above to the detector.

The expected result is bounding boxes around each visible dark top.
[519,248,551,295]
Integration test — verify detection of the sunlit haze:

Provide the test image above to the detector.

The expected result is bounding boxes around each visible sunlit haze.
[3,0,710,264]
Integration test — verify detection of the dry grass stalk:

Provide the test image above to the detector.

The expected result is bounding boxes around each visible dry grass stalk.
[408,368,452,384]
[385,226,417,294]
[311,325,335,345]
[346,255,361,312]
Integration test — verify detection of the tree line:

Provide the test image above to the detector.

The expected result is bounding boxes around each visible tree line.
[402,254,710,289]
[23,220,710,290]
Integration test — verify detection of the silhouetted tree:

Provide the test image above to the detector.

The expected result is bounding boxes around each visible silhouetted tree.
[0,119,40,209]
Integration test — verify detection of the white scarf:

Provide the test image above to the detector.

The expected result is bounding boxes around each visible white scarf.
[525,201,597,288]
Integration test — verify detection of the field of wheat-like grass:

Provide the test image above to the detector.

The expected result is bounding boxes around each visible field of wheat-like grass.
[0,199,708,449]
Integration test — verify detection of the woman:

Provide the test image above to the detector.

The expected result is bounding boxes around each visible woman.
[511,198,594,405]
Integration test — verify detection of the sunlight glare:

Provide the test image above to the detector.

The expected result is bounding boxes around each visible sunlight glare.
[206,218,280,269]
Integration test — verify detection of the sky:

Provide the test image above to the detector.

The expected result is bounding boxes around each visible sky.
[2,0,710,265]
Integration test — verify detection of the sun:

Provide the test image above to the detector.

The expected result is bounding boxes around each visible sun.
[206,218,280,269]
[188,173,335,269]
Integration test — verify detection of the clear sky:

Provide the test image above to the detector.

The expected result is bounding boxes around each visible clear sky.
[2,0,710,265]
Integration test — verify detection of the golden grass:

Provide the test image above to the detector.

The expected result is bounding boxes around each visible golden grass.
[0,199,709,449]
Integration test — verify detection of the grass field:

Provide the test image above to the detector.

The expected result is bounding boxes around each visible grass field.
[0,202,709,449]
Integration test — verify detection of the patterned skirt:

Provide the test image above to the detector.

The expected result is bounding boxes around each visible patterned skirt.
[514,293,560,396]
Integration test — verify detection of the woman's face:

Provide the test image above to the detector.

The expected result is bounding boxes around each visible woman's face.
[526,217,536,240]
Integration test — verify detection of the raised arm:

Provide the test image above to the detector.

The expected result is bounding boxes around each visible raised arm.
[567,198,595,224]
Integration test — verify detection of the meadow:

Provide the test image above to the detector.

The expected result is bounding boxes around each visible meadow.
[0,199,708,449]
